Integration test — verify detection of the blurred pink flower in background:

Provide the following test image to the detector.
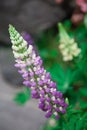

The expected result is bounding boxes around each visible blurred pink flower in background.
[55,0,63,4]
[76,0,87,12]
[71,13,84,24]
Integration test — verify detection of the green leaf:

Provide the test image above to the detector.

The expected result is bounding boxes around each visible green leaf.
[69,116,78,130]
[79,87,87,97]
[76,113,87,130]
[63,20,72,30]
[39,49,49,59]
[49,50,58,58]
[84,14,87,29]
[14,87,31,105]
[48,63,75,93]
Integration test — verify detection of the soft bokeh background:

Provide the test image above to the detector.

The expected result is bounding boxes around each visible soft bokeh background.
[0,0,83,130]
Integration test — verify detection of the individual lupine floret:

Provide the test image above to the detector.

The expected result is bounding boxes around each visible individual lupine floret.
[58,23,81,61]
[9,24,68,119]
[21,31,34,45]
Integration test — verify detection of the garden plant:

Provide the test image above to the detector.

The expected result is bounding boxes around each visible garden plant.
[8,11,87,130]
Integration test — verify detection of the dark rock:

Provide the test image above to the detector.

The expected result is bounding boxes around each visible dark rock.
[0,47,23,86]
[0,0,74,44]
[17,1,65,33]
[2,67,23,87]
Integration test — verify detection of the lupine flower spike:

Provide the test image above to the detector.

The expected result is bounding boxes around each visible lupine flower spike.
[9,25,68,119]
[58,23,81,61]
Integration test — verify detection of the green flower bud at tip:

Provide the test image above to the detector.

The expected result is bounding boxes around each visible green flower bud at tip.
[65,98,69,105]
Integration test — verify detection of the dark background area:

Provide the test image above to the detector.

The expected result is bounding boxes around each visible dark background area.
[0,0,74,43]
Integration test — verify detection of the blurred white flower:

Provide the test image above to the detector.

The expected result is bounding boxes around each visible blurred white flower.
[48,118,57,127]
[58,23,81,61]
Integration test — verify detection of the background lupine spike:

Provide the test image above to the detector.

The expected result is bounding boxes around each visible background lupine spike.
[58,23,70,43]
[9,25,68,119]
[58,23,81,61]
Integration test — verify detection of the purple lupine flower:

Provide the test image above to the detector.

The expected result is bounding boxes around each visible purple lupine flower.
[21,32,34,45]
[21,31,39,55]
[9,25,68,119]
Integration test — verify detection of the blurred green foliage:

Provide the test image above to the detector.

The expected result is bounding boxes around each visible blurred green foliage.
[39,16,87,130]
[14,87,30,105]
[41,106,87,130]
